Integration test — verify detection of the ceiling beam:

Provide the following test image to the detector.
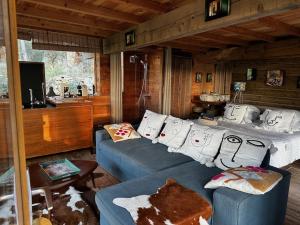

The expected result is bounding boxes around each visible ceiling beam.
[16,5,124,32]
[174,38,227,49]
[196,33,249,46]
[17,16,110,37]
[159,41,208,53]
[223,26,275,42]
[103,0,300,54]
[20,0,144,24]
[108,0,171,13]
[259,17,300,36]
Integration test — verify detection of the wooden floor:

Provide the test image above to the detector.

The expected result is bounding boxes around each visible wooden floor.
[28,149,300,225]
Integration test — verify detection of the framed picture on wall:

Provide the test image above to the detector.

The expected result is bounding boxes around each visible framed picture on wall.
[266,70,284,87]
[195,72,202,83]
[125,30,136,46]
[206,73,213,83]
[246,68,257,81]
[205,0,231,21]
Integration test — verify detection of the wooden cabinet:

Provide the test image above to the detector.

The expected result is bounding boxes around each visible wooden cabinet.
[23,104,93,158]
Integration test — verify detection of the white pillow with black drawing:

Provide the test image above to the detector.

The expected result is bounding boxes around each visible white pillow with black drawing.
[220,104,260,124]
[172,124,227,167]
[137,110,167,140]
[154,116,193,149]
[214,131,272,170]
[259,109,296,133]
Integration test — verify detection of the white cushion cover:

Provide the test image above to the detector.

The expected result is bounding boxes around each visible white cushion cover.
[137,110,167,140]
[214,131,272,170]
[155,116,193,148]
[220,104,260,124]
[259,109,295,133]
[171,124,227,166]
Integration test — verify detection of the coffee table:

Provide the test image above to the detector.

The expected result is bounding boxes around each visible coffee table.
[29,160,98,191]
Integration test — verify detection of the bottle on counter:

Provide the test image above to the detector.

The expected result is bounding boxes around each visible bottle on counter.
[77,82,82,96]
[81,81,88,97]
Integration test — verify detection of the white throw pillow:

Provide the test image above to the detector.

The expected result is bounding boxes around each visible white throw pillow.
[292,111,300,132]
[214,131,271,170]
[137,110,167,140]
[259,109,295,133]
[220,104,260,124]
[155,116,193,148]
[172,124,227,167]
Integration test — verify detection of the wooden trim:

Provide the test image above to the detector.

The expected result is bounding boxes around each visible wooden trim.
[20,0,144,24]
[17,15,110,37]
[2,0,30,224]
[16,5,124,32]
[95,53,101,95]
[108,0,171,13]
[103,0,300,54]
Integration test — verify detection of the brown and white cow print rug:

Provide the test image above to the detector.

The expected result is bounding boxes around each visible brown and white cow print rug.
[113,179,212,225]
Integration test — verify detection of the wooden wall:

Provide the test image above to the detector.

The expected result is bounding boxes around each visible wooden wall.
[123,49,164,123]
[192,54,215,96]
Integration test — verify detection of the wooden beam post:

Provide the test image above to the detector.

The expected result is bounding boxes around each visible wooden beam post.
[103,0,300,54]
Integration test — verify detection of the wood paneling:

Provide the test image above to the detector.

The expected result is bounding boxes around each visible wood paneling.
[92,96,111,125]
[23,104,93,158]
[171,54,192,118]
[0,101,11,159]
[192,55,215,96]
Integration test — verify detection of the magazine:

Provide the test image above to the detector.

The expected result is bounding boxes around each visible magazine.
[40,159,80,181]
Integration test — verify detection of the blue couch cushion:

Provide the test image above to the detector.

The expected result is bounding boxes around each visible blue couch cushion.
[96,161,222,225]
[97,137,193,181]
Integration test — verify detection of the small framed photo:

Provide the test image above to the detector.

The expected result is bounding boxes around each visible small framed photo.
[297,77,300,89]
[266,70,284,87]
[205,0,231,21]
[195,72,202,83]
[246,68,257,81]
[206,73,213,83]
[125,30,135,46]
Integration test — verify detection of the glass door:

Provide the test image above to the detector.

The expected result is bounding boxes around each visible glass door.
[0,0,30,224]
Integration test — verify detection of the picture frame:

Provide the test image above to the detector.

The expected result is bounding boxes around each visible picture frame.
[246,68,257,81]
[266,70,284,87]
[125,30,136,46]
[205,0,231,21]
[206,73,213,83]
[195,72,202,83]
[297,77,300,89]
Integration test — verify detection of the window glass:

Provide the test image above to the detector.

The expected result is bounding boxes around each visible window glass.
[18,40,95,95]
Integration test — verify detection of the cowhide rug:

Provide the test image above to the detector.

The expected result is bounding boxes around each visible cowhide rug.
[0,186,98,225]
[113,179,212,225]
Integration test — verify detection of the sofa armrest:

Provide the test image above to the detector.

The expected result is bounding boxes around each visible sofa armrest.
[212,167,291,225]
[96,129,111,144]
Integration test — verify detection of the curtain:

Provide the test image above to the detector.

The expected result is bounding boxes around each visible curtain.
[110,53,123,123]
[17,28,102,53]
[162,47,172,115]
[214,63,232,94]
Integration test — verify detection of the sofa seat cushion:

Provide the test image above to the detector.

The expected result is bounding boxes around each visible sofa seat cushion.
[95,161,222,225]
[97,137,193,181]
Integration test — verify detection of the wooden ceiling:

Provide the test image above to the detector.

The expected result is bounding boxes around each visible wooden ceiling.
[16,0,193,37]
[159,8,300,53]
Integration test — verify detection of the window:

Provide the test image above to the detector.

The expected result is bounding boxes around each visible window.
[0,46,8,96]
[18,40,95,95]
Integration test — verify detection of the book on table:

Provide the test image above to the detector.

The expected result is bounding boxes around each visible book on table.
[39,159,81,181]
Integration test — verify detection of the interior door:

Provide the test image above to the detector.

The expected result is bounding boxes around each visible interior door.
[171,54,193,118]
[0,0,30,224]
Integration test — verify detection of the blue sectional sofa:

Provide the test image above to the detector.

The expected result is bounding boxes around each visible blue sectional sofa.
[95,129,291,225]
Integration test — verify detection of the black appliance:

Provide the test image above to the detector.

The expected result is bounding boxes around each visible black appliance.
[19,62,46,108]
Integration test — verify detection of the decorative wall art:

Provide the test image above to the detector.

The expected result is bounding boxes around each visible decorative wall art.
[125,30,136,46]
[266,70,284,87]
[195,72,202,83]
[206,73,213,83]
[205,0,231,21]
[246,68,257,81]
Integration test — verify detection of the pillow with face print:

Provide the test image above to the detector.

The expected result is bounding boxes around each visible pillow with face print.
[172,124,227,167]
[137,110,167,140]
[259,109,296,133]
[155,116,193,148]
[220,104,260,124]
[214,131,272,170]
